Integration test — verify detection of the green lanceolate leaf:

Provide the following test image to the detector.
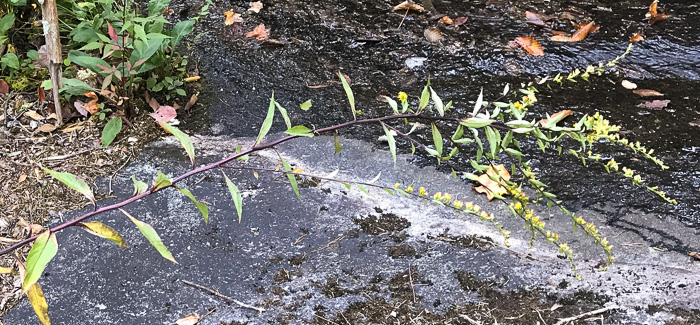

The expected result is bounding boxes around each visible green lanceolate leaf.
[280,156,301,200]
[460,117,493,129]
[23,231,58,292]
[27,282,50,325]
[471,88,484,116]
[484,126,498,158]
[429,87,444,116]
[152,172,172,191]
[285,125,314,137]
[382,124,397,166]
[177,188,209,224]
[158,122,195,166]
[120,209,177,263]
[431,123,443,156]
[274,101,292,129]
[255,93,276,146]
[171,20,194,48]
[132,175,148,196]
[101,117,122,147]
[384,96,398,114]
[222,172,243,223]
[299,100,312,111]
[334,132,342,154]
[43,169,95,204]
[419,80,430,110]
[338,72,356,120]
[78,221,128,247]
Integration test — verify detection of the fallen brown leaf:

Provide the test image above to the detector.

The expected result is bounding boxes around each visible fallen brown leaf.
[630,33,644,42]
[539,110,573,126]
[247,1,263,14]
[647,0,670,24]
[473,164,511,201]
[572,22,600,33]
[525,11,547,27]
[393,1,424,12]
[224,11,243,25]
[24,110,45,121]
[424,28,444,43]
[37,85,45,101]
[0,80,8,94]
[246,24,269,41]
[61,122,85,133]
[690,252,700,261]
[438,16,453,25]
[514,36,544,56]
[551,21,596,42]
[637,99,670,110]
[175,313,200,325]
[453,16,468,26]
[18,174,27,183]
[34,124,57,134]
[184,94,199,111]
[633,89,664,97]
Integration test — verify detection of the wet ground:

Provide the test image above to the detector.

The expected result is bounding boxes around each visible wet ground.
[4,0,700,324]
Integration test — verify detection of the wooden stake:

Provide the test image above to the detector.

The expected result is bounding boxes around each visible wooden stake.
[40,0,63,126]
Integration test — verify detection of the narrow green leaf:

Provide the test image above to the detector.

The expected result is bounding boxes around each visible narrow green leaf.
[356,184,369,195]
[452,125,464,141]
[338,72,355,119]
[384,96,398,114]
[460,117,493,128]
[502,131,513,149]
[131,175,148,196]
[382,124,397,166]
[23,231,58,292]
[299,100,312,111]
[158,122,195,165]
[152,171,172,191]
[280,156,301,200]
[285,125,314,137]
[431,123,443,156]
[429,87,444,116]
[419,79,431,110]
[368,172,381,184]
[222,172,243,223]
[425,148,440,157]
[27,282,50,325]
[384,188,394,195]
[334,132,342,154]
[120,209,177,263]
[324,169,339,179]
[274,101,292,129]
[471,88,484,116]
[101,117,122,147]
[79,221,128,247]
[177,188,209,224]
[485,126,498,158]
[43,169,95,204]
[410,142,416,155]
[255,93,276,146]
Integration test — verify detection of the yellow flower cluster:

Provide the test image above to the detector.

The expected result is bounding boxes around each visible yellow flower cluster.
[397,91,408,102]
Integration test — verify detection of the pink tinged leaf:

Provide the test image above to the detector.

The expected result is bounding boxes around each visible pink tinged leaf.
[74,101,89,116]
[126,61,132,70]
[149,97,160,111]
[133,58,148,68]
[149,105,177,123]
[108,22,119,43]
[97,64,111,72]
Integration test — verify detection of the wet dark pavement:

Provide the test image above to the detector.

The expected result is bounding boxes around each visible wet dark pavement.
[4,0,700,324]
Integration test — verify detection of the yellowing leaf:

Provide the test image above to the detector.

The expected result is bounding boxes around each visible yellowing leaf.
[224,11,242,25]
[120,209,177,263]
[79,221,128,247]
[291,168,304,174]
[42,169,95,204]
[0,266,13,274]
[152,172,172,191]
[27,283,51,325]
[23,231,58,292]
[633,89,664,97]
[473,164,511,201]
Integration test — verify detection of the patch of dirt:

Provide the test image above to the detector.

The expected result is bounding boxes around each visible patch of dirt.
[387,244,416,258]
[320,277,346,298]
[353,212,411,235]
[430,231,495,251]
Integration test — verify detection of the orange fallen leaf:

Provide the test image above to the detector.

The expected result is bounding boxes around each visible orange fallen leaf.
[630,33,644,42]
[184,94,198,111]
[539,110,573,126]
[439,16,453,25]
[633,89,664,97]
[514,36,544,56]
[393,1,424,12]
[224,11,243,25]
[246,24,269,41]
[175,313,200,325]
[83,100,100,114]
[473,164,511,201]
[247,1,263,14]
[551,22,596,42]
[572,22,600,34]
[37,86,45,102]
[18,174,27,183]
[551,30,567,35]
[646,0,670,24]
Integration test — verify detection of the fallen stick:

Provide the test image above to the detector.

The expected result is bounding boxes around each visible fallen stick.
[553,306,617,325]
[181,280,265,313]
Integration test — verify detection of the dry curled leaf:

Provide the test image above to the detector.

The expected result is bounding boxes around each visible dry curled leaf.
[247,1,263,14]
[690,252,700,261]
[149,105,177,123]
[24,110,44,121]
[514,36,544,56]
[572,22,600,34]
[647,0,670,25]
[621,80,638,90]
[393,1,424,12]
[34,124,57,134]
[224,11,243,25]
[637,99,670,110]
[246,24,269,41]
[539,110,573,126]
[424,28,444,43]
[473,164,511,201]
[525,11,547,27]
[551,22,596,42]
[630,33,644,42]
[37,85,45,102]
[184,94,199,111]
[175,313,200,325]
[453,16,468,26]
[18,174,27,183]
[438,16,453,25]
[162,6,174,18]
[633,89,664,97]
[0,80,9,94]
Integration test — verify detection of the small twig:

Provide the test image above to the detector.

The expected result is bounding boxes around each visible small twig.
[181,280,265,313]
[553,306,617,325]
[408,264,417,303]
[398,8,409,29]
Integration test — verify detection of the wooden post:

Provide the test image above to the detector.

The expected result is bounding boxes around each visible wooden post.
[39,0,63,125]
